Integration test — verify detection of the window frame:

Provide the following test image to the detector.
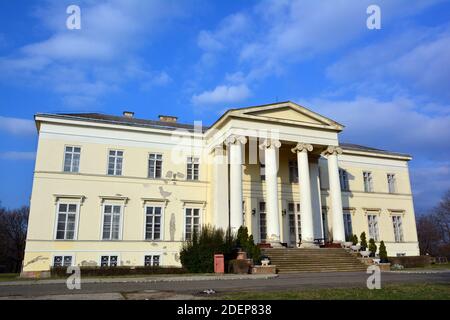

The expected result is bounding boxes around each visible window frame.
[54,202,80,241]
[107,149,124,176]
[52,254,75,268]
[363,171,374,192]
[99,254,120,267]
[289,160,299,183]
[184,207,202,241]
[148,153,163,179]
[63,145,81,173]
[186,157,200,181]
[339,169,350,191]
[387,173,396,194]
[144,205,164,241]
[367,214,380,241]
[101,204,124,241]
[259,201,267,243]
[343,212,353,240]
[392,215,404,242]
[144,254,162,267]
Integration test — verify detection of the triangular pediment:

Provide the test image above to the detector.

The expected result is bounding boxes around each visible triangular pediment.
[246,106,325,125]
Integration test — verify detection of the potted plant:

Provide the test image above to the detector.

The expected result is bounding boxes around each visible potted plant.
[368,238,377,257]
[351,234,358,245]
[360,232,367,251]
[378,241,388,263]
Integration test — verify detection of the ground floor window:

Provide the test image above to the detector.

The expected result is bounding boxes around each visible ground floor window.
[53,255,73,267]
[144,255,160,267]
[288,202,301,244]
[185,208,200,240]
[145,206,162,240]
[259,202,266,242]
[392,215,404,242]
[101,255,118,267]
[343,213,353,241]
[367,214,379,241]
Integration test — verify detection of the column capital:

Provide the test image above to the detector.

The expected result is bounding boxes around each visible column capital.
[259,139,281,150]
[212,144,225,156]
[291,143,313,154]
[225,135,247,145]
[322,145,343,156]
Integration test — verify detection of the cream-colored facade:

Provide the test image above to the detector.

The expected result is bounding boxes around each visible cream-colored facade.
[22,101,419,273]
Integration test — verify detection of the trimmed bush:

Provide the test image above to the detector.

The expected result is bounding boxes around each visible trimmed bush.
[360,232,368,250]
[379,241,388,263]
[388,255,431,268]
[351,234,358,245]
[180,225,237,273]
[50,266,187,277]
[368,238,377,257]
[236,226,262,264]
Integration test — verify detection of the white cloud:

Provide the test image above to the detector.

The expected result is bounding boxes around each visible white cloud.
[192,84,251,106]
[0,116,36,136]
[0,151,36,160]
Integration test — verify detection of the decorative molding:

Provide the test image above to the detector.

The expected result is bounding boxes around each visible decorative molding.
[53,194,86,205]
[259,138,281,150]
[291,143,313,154]
[141,198,169,208]
[388,209,406,216]
[363,207,381,214]
[99,195,129,206]
[225,135,247,145]
[181,200,207,208]
[322,145,343,156]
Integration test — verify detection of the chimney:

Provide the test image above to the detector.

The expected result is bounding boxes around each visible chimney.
[159,115,178,123]
[123,111,134,118]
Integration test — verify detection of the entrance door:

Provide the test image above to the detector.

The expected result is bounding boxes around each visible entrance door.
[288,203,301,247]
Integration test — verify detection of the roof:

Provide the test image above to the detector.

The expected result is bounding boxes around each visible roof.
[340,143,411,159]
[35,112,209,133]
[35,112,411,159]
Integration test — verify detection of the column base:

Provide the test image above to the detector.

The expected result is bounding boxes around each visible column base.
[300,241,320,248]
[268,241,284,248]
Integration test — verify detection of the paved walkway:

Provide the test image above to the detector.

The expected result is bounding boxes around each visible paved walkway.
[0,271,449,299]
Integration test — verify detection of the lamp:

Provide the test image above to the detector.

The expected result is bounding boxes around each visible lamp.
[282,209,287,216]
[252,209,256,216]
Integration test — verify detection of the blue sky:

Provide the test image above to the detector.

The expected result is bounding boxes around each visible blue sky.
[0,0,449,212]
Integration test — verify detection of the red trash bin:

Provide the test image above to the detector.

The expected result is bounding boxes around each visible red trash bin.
[214,254,224,274]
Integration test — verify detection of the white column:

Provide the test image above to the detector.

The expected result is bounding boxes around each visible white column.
[291,143,317,247]
[260,139,281,246]
[324,146,346,243]
[212,144,229,230]
[309,160,324,239]
[226,135,247,233]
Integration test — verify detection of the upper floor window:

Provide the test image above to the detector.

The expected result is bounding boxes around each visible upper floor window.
[185,208,200,240]
[55,203,78,240]
[148,153,163,179]
[392,215,404,242]
[186,157,199,180]
[289,160,299,183]
[387,173,396,193]
[108,150,123,176]
[363,171,374,192]
[339,169,349,191]
[367,214,379,241]
[102,204,122,240]
[145,206,162,240]
[63,146,80,173]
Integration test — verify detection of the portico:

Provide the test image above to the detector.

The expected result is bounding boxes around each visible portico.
[208,101,347,247]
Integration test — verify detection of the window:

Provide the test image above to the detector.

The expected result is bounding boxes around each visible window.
[367,214,379,241]
[260,164,265,181]
[187,157,199,180]
[148,153,163,179]
[289,160,299,183]
[259,202,267,242]
[387,173,396,193]
[102,205,122,240]
[392,215,404,242]
[101,255,118,267]
[322,210,328,241]
[288,202,301,242]
[56,203,78,240]
[339,169,349,191]
[145,206,162,240]
[343,213,353,240]
[63,146,81,173]
[185,208,200,240]
[53,255,73,267]
[108,150,123,176]
[363,171,373,192]
[144,255,160,267]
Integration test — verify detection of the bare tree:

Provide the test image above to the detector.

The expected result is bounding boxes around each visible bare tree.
[0,206,29,273]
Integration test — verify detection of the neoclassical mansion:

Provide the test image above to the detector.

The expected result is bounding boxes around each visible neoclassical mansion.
[22,101,419,273]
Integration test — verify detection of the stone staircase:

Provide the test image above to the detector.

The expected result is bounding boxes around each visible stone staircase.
[262,248,367,273]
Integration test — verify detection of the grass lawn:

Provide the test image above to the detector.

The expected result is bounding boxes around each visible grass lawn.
[0,273,21,282]
[218,283,450,300]
[400,263,450,271]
